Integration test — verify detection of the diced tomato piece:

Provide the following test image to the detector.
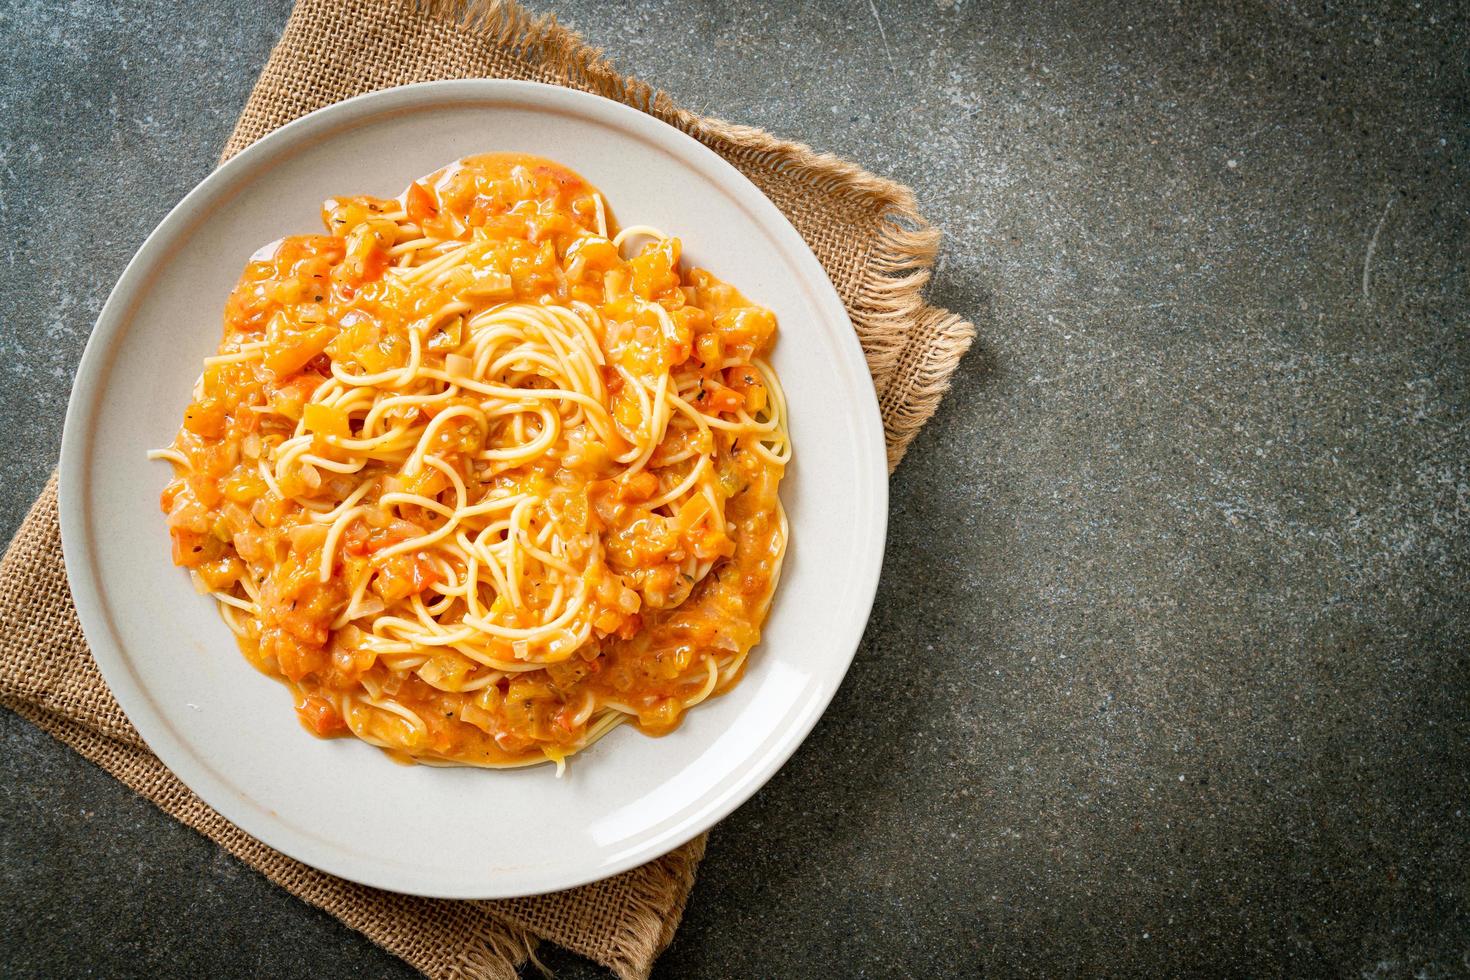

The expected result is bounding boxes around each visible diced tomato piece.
[724,366,768,413]
[303,402,350,438]
[171,531,204,567]
[183,400,227,438]
[371,552,438,602]
[410,557,438,594]
[359,249,390,283]
[264,325,336,378]
[630,238,681,298]
[222,469,267,504]
[406,181,439,226]
[272,631,329,682]
[704,385,744,414]
[616,471,659,502]
[296,694,348,737]
[341,521,370,557]
[171,530,224,568]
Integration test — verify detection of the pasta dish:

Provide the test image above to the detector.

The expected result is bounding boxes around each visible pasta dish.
[151,154,789,771]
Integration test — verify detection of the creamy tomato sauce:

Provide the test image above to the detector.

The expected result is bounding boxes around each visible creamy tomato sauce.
[158,155,789,767]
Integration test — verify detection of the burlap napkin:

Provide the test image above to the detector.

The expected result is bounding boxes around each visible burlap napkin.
[0,1,974,977]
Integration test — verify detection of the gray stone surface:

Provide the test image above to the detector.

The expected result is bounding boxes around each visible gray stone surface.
[1,0,1466,976]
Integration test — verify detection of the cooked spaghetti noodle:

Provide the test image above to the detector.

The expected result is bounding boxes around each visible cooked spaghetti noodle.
[152,154,789,770]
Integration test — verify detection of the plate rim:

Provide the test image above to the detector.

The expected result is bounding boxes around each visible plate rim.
[58,78,888,898]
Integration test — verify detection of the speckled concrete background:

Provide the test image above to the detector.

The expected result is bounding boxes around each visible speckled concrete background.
[1,1,1466,977]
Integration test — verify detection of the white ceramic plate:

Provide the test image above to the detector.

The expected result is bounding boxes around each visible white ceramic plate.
[59,80,887,898]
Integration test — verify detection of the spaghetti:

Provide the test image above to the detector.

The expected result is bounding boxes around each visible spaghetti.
[152,154,789,770]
